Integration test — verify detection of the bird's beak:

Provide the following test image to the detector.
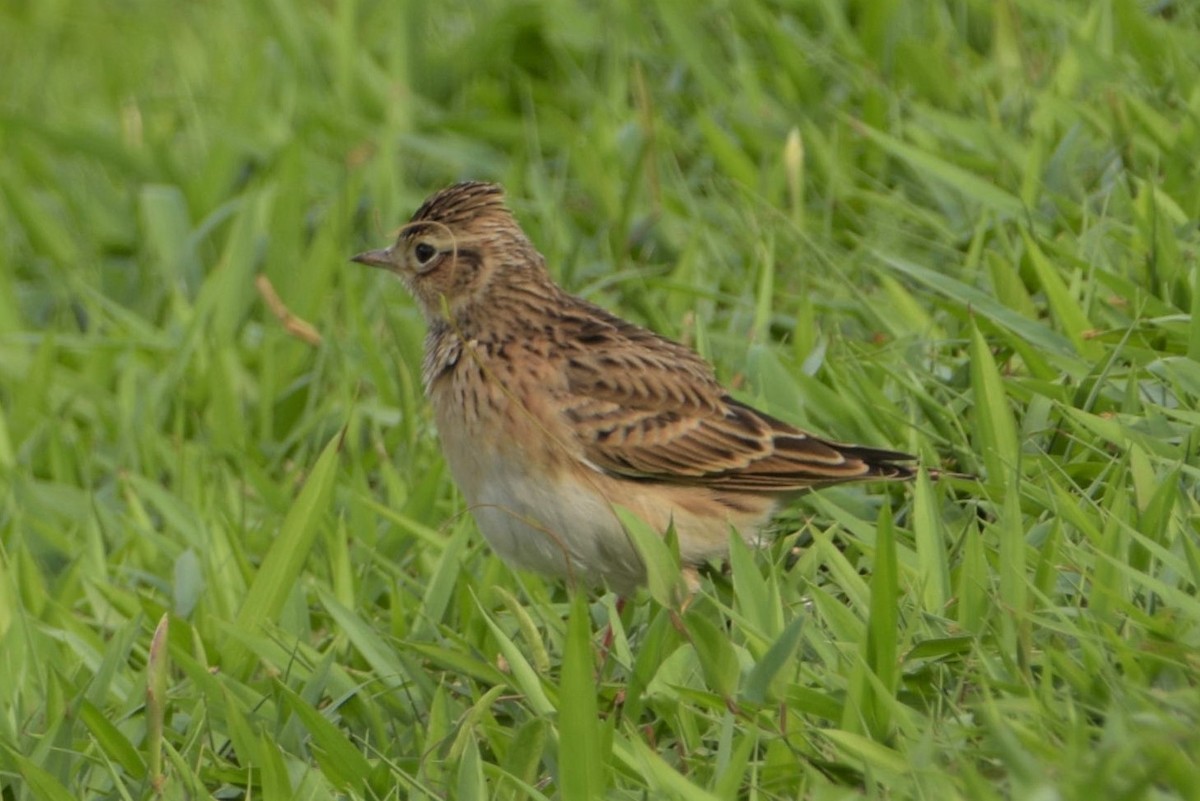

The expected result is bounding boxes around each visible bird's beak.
[350,248,395,269]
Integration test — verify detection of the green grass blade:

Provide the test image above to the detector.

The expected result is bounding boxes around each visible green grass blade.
[864,504,898,739]
[557,592,606,800]
[232,435,341,673]
[5,750,78,801]
[615,505,686,608]
[741,615,804,706]
[852,120,1025,217]
[1018,229,1101,360]
[879,253,1078,360]
[969,319,1020,487]
[475,594,556,717]
[912,470,950,613]
[616,732,723,801]
[275,680,370,794]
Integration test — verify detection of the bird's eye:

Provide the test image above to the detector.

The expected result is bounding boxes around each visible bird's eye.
[414,242,438,265]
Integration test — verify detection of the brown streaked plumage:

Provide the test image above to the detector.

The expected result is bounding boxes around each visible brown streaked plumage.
[353,181,917,594]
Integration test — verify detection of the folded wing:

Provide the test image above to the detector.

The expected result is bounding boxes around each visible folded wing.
[557,306,915,492]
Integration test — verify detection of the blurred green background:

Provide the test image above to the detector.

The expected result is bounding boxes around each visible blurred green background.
[2,1,1199,799]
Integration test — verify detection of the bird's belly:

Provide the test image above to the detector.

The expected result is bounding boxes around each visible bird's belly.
[466,462,647,592]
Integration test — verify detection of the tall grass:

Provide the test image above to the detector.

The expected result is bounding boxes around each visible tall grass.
[1,0,1198,798]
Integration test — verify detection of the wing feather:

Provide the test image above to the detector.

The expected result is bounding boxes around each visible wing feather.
[556,303,915,492]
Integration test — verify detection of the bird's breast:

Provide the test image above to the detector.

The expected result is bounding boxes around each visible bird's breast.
[426,337,573,487]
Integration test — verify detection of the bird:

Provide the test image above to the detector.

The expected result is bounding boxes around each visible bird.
[352,181,918,595]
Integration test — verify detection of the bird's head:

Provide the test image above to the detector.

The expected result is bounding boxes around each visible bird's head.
[352,181,542,323]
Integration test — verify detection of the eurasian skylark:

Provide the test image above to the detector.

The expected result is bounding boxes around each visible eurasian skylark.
[353,181,917,594]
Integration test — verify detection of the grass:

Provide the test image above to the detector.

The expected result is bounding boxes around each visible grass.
[2,0,1199,798]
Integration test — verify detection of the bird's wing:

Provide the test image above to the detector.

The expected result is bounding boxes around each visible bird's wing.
[556,306,915,491]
